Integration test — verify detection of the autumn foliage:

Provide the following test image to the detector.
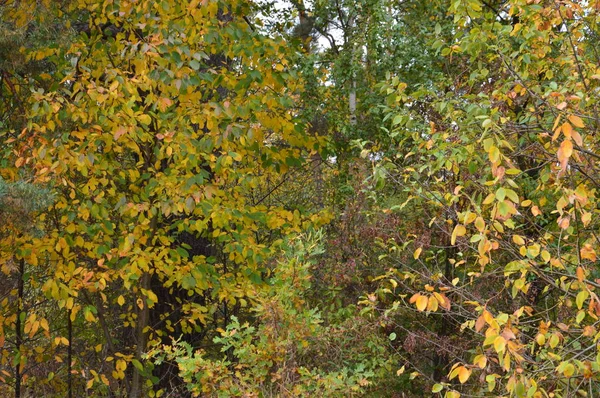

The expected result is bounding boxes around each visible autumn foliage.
[2,0,600,397]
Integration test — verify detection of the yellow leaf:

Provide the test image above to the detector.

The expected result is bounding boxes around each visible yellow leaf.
[40,318,49,331]
[473,354,487,369]
[541,250,551,263]
[84,309,95,323]
[433,292,446,308]
[474,217,485,232]
[488,145,500,163]
[535,333,545,346]
[427,295,439,312]
[451,225,466,245]
[483,310,494,324]
[493,336,506,353]
[563,363,575,377]
[413,247,422,260]
[138,114,151,125]
[576,290,589,309]
[416,295,428,311]
[549,334,560,348]
[464,212,476,224]
[116,359,127,372]
[527,244,540,258]
[502,352,510,371]
[512,235,525,245]
[483,193,496,205]
[117,295,125,306]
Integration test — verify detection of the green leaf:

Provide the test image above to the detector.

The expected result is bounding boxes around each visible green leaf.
[182,275,196,290]
[190,60,200,70]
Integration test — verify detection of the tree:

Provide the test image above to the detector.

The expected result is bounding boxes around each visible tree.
[2,0,328,396]
[362,0,600,396]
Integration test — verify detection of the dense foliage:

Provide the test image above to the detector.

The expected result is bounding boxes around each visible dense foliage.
[2,0,600,397]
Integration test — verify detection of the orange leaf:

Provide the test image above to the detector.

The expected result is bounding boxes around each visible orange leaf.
[475,315,485,332]
[457,366,471,384]
[113,126,127,140]
[557,140,573,170]
[571,129,583,146]
[552,124,562,141]
[558,217,570,229]
[580,245,597,261]
[576,266,585,282]
[568,114,585,128]
[562,122,573,139]
[434,292,451,310]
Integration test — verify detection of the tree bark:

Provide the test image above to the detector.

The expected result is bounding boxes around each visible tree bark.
[14,257,24,398]
[67,307,72,398]
[129,272,150,398]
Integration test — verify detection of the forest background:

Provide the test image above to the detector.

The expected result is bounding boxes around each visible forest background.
[2,0,600,397]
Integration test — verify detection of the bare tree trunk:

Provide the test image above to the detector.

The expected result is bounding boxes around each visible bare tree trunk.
[14,257,24,398]
[348,14,357,126]
[349,80,357,125]
[129,271,150,398]
[67,307,73,398]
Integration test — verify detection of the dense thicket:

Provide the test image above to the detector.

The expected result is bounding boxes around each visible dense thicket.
[2,0,600,397]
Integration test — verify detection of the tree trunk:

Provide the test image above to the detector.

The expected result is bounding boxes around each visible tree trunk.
[129,272,150,398]
[14,257,24,398]
[67,307,72,398]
